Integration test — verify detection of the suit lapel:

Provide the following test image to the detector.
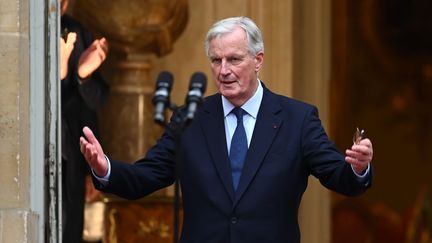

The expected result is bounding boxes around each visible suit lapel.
[199,94,235,201]
[234,88,283,205]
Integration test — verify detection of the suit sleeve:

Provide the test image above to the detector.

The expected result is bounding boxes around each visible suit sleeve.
[301,106,372,196]
[93,114,180,200]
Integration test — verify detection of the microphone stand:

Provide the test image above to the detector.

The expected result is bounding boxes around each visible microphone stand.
[154,71,206,243]
[156,104,191,243]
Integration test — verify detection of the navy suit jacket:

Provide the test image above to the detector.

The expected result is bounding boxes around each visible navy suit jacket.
[95,85,372,243]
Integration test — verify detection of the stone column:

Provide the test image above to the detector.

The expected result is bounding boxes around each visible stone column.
[72,2,189,242]
[73,0,189,163]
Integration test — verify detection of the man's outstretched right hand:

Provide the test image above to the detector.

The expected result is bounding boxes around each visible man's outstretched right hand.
[80,126,108,177]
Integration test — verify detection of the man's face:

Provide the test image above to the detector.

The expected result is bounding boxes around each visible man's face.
[208,27,264,107]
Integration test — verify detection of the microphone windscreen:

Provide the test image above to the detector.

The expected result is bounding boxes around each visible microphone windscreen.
[156,71,174,91]
[189,72,207,93]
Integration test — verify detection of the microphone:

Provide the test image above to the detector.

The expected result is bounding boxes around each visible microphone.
[153,71,174,125]
[185,72,207,120]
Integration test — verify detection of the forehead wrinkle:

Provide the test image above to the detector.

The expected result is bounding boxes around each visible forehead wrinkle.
[209,38,249,59]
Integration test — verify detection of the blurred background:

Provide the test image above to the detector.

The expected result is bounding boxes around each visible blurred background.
[331,0,432,242]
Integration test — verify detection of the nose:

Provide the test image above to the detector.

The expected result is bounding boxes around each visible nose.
[219,60,231,77]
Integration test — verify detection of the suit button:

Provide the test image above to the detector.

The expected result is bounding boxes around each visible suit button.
[231,217,238,224]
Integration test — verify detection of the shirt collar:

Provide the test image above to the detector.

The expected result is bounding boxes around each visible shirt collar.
[222,80,263,118]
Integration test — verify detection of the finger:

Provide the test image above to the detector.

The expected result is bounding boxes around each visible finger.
[345,156,368,167]
[346,148,370,161]
[345,149,359,157]
[85,41,98,54]
[345,156,357,165]
[83,126,99,145]
[345,156,361,166]
[90,147,99,162]
[84,143,99,165]
[81,143,93,163]
[98,37,109,54]
[66,32,77,45]
[358,138,372,150]
[90,39,100,49]
[347,149,366,158]
[350,144,373,156]
[355,139,372,153]
[95,44,107,61]
[79,136,92,155]
[94,40,107,60]
[79,136,86,153]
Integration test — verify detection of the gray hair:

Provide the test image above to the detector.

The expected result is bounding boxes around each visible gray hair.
[205,16,264,57]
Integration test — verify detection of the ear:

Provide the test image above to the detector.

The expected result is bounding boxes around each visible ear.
[254,51,264,72]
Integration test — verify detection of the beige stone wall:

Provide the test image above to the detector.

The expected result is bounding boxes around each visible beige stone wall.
[294,1,332,243]
[152,0,295,104]
[0,0,38,242]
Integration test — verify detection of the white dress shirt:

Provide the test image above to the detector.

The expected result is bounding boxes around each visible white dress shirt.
[222,80,263,153]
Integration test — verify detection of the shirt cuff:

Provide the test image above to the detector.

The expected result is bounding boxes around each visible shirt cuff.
[352,163,370,178]
[91,155,111,186]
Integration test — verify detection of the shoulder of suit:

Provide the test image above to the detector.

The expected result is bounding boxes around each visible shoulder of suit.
[263,87,316,111]
[202,93,221,104]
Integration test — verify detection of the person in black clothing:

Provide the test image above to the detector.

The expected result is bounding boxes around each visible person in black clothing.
[60,0,109,242]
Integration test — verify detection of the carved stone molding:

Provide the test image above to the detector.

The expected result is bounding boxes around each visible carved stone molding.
[74,0,189,57]
[104,197,182,243]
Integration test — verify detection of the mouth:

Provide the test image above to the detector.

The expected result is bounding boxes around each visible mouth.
[220,80,237,85]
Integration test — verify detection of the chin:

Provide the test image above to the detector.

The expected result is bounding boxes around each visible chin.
[219,89,237,98]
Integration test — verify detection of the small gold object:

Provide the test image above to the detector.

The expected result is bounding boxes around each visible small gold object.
[353,127,365,145]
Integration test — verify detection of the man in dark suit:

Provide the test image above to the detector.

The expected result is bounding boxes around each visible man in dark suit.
[60,0,109,242]
[79,16,373,243]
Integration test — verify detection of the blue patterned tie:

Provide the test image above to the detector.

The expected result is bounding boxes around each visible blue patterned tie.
[229,107,248,190]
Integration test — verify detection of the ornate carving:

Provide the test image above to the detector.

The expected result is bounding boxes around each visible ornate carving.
[138,219,170,238]
[104,198,182,243]
[74,0,189,57]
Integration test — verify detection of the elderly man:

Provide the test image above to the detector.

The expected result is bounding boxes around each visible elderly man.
[80,16,373,243]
